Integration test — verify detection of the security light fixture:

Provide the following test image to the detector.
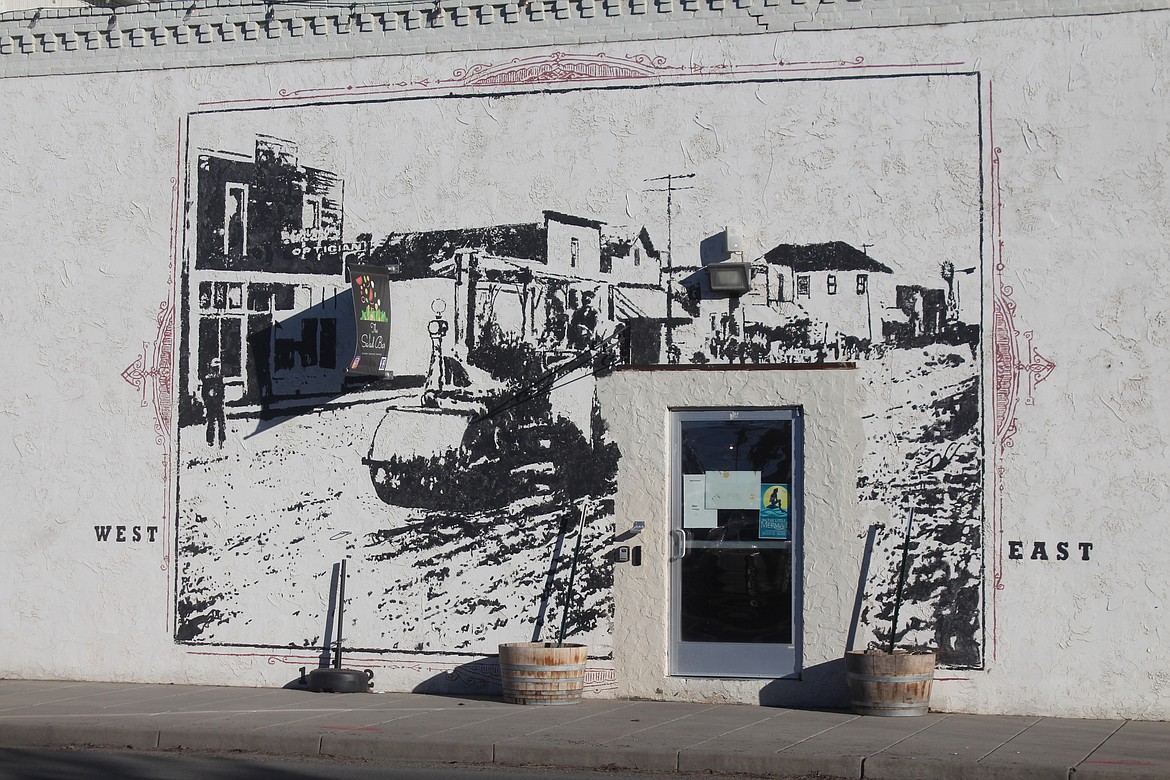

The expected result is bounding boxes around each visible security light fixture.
[707,261,752,294]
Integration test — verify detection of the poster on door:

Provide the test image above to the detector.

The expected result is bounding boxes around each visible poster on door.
[760,484,789,540]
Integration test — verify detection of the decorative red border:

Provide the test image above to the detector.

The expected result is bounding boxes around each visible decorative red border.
[132,53,1051,675]
[186,650,619,692]
[122,118,182,629]
[989,80,1055,660]
[198,51,967,108]
[120,311,173,455]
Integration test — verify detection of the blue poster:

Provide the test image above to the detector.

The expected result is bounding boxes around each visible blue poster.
[759,484,789,540]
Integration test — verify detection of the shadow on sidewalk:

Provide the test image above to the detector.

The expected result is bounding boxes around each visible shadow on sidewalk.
[758,658,851,711]
[411,658,502,697]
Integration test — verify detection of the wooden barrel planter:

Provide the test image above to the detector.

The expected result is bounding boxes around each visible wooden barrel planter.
[845,650,935,717]
[498,642,588,705]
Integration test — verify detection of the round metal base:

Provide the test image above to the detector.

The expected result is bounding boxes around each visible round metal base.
[306,668,372,693]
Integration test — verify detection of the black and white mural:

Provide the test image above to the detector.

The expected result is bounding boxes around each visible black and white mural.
[175,69,985,672]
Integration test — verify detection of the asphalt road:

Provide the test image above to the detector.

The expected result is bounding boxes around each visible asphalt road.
[0,748,831,780]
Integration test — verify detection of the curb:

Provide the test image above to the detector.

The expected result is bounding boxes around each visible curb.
[0,717,1160,780]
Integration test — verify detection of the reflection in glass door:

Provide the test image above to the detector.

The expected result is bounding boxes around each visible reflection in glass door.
[670,409,802,678]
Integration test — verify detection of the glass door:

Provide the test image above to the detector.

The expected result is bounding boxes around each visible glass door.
[670,408,802,678]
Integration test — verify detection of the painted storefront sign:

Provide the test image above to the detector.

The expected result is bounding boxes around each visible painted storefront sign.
[348,264,393,376]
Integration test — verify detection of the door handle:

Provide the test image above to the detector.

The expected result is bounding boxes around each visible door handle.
[670,529,687,561]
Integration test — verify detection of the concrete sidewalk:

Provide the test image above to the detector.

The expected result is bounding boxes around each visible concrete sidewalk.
[0,680,1165,780]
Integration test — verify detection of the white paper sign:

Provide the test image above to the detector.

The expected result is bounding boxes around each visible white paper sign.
[683,474,719,528]
[705,470,761,510]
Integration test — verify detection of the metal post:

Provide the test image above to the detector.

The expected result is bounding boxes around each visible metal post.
[334,558,347,669]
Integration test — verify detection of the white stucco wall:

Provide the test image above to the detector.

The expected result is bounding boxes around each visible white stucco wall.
[1,6,1169,718]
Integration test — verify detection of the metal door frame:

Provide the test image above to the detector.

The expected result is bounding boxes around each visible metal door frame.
[668,407,804,679]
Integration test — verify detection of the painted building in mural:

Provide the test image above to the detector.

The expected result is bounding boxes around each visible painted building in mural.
[2,0,1169,720]
[184,134,354,419]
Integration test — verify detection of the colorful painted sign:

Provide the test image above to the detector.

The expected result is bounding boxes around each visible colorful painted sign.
[348,264,393,376]
[759,483,789,540]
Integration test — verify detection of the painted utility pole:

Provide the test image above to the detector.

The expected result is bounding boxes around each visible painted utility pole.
[862,243,875,343]
[644,173,695,364]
